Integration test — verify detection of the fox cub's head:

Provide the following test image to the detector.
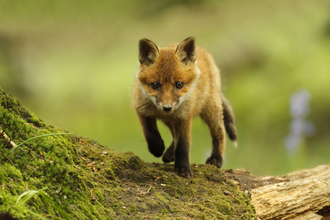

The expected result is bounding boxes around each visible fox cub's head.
[137,37,200,113]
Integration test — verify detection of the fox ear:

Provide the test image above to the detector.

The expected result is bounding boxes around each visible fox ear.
[176,37,196,64]
[139,38,159,65]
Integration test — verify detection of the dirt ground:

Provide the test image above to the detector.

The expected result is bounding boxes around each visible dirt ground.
[223,168,285,192]
[0,86,258,219]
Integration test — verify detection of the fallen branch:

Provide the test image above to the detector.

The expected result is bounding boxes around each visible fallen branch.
[224,164,330,219]
[0,128,17,148]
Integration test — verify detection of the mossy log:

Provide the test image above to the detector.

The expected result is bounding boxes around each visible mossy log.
[0,87,256,219]
[1,87,329,220]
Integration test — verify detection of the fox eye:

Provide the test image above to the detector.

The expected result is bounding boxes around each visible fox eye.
[175,82,184,89]
[150,82,160,90]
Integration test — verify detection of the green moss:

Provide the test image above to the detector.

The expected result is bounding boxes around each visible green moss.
[0,191,30,219]
[0,87,257,219]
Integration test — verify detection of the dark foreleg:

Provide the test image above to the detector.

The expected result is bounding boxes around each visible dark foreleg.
[138,114,165,157]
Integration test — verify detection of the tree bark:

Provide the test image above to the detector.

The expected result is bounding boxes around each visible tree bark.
[224,164,330,219]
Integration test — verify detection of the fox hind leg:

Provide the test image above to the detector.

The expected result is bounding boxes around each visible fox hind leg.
[162,141,175,163]
[201,99,226,168]
[162,118,193,178]
[162,120,176,163]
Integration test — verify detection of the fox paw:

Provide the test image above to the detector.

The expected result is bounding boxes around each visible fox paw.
[162,146,175,163]
[174,165,193,179]
[206,156,223,168]
[147,138,165,157]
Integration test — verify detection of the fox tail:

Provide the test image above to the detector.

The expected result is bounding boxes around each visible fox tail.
[222,94,237,147]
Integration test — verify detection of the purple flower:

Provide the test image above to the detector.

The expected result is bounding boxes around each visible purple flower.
[290,90,310,118]
[284,89,314,156]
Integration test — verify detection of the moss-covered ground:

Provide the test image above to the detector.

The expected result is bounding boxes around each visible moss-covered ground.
[0,87,257,219]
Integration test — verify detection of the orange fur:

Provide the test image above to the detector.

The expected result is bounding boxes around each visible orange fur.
[132,37,236,178]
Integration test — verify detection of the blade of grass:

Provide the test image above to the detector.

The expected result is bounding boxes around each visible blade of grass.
[16,187,48,204]
[16,133,72,148]
[16,187,70,220]
[11,133,72,152]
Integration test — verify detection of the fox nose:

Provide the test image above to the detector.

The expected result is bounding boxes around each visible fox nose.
[163,105,172,112]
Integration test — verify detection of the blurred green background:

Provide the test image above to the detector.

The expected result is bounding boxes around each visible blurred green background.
[1,0,330,176]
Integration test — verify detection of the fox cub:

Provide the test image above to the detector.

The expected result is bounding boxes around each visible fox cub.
[132,37,237,178]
